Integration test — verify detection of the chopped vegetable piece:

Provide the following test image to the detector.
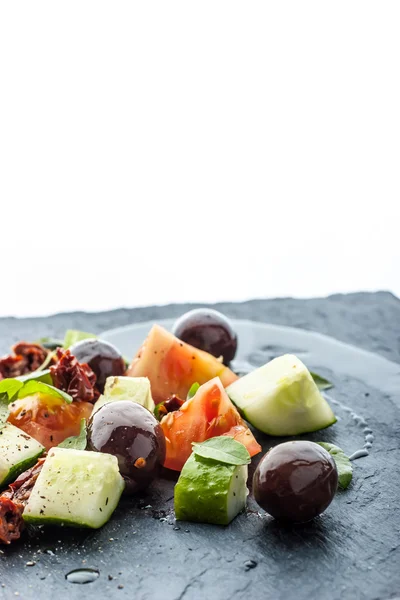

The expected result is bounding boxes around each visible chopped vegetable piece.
[23,448,125,528]
[175,450,248,525]
[92,376,155,414]
[50,348,97,403]
[227,355,336,436]
[0,423,44,488]
[126,325,238,403]
[7,393,93,450]
[0,459,45,545]
[0,343,51,379]
[160,377,261,471]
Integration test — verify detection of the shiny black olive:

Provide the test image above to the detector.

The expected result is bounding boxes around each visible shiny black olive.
[253,441,338,523]
[87,400,166,494]
[172,309,237,365]
[69,338,125,393]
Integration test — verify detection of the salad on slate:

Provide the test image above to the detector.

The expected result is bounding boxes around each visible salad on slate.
[0,309,353,545]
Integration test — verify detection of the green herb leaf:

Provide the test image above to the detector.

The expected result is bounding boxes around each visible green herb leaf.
[63,330,97,349]
[0,378,72,404]
[58,419,87,450]
[311,372,333,391]
[17,369,53,385]
[317,442,353,489]
[154,403,166,421]
[192,436,251,466]
[187,382,200,400]
[0,379,24,401]
[19,380,73,403]
[0,380,24,427]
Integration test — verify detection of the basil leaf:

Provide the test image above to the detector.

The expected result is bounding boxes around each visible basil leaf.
[18,380,73,404]
[0,379,24,401]
[0,378,72,404]
[17,369,53,385]
[0,380,24,427]
[154,403,167,421]
[58,419,87,450]
[192,436,251,466]
[311,372,333,391]
[317,442,353,489]
[64,330,97,349]
[187,382,200,400]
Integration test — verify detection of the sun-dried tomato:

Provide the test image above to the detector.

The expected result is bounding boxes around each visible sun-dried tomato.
[0,497,23,545]
[7,458,45,505]
[0,342,52,379]
[50,348,98,403]
[164,395,185,413]
[0,458,45,545]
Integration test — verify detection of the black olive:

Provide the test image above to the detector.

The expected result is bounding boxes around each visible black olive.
[253,441,338,523]
[69,339,125,393]
[172,309,237,365]
[87,401,166,494]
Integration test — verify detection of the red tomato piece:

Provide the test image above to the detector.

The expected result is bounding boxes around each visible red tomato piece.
[7,393,93,450]
[126,325,238,404]
[160,377,261,471]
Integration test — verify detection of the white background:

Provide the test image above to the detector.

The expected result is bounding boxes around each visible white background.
[1,1,399,318]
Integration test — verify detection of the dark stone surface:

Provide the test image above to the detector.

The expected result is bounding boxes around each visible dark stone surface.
[0,292,400,600]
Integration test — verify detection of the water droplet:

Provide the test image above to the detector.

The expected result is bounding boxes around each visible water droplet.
[244,560,257,571]
[173,526,180,531]
[349,449,369,461]
[26,561,36,567]
[65,568,100,584]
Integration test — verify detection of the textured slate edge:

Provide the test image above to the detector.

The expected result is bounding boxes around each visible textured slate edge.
[1,292,400,364]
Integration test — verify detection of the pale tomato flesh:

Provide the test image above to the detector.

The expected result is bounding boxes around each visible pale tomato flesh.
[160,377,261,471]
[127,325,238,404]
[7,393,93,449]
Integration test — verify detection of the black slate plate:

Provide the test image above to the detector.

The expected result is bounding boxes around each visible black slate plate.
[1,319,400,600]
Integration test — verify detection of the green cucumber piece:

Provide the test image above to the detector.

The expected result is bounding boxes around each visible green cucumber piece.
[227,354,336,436]
[93,376,155,414]
[23,448,125,528]
[0,423,44,488]
[174,453,248,525]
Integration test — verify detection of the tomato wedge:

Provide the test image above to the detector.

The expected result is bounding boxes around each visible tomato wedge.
[127,325,238,403]
[7,393,93,450]
[160,377,261,471]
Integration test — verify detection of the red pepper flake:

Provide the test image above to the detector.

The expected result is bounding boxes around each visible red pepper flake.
[134,457,147,469]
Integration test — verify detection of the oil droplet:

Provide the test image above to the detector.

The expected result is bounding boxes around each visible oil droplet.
[244,560,257,571]
[65,568,100,584]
